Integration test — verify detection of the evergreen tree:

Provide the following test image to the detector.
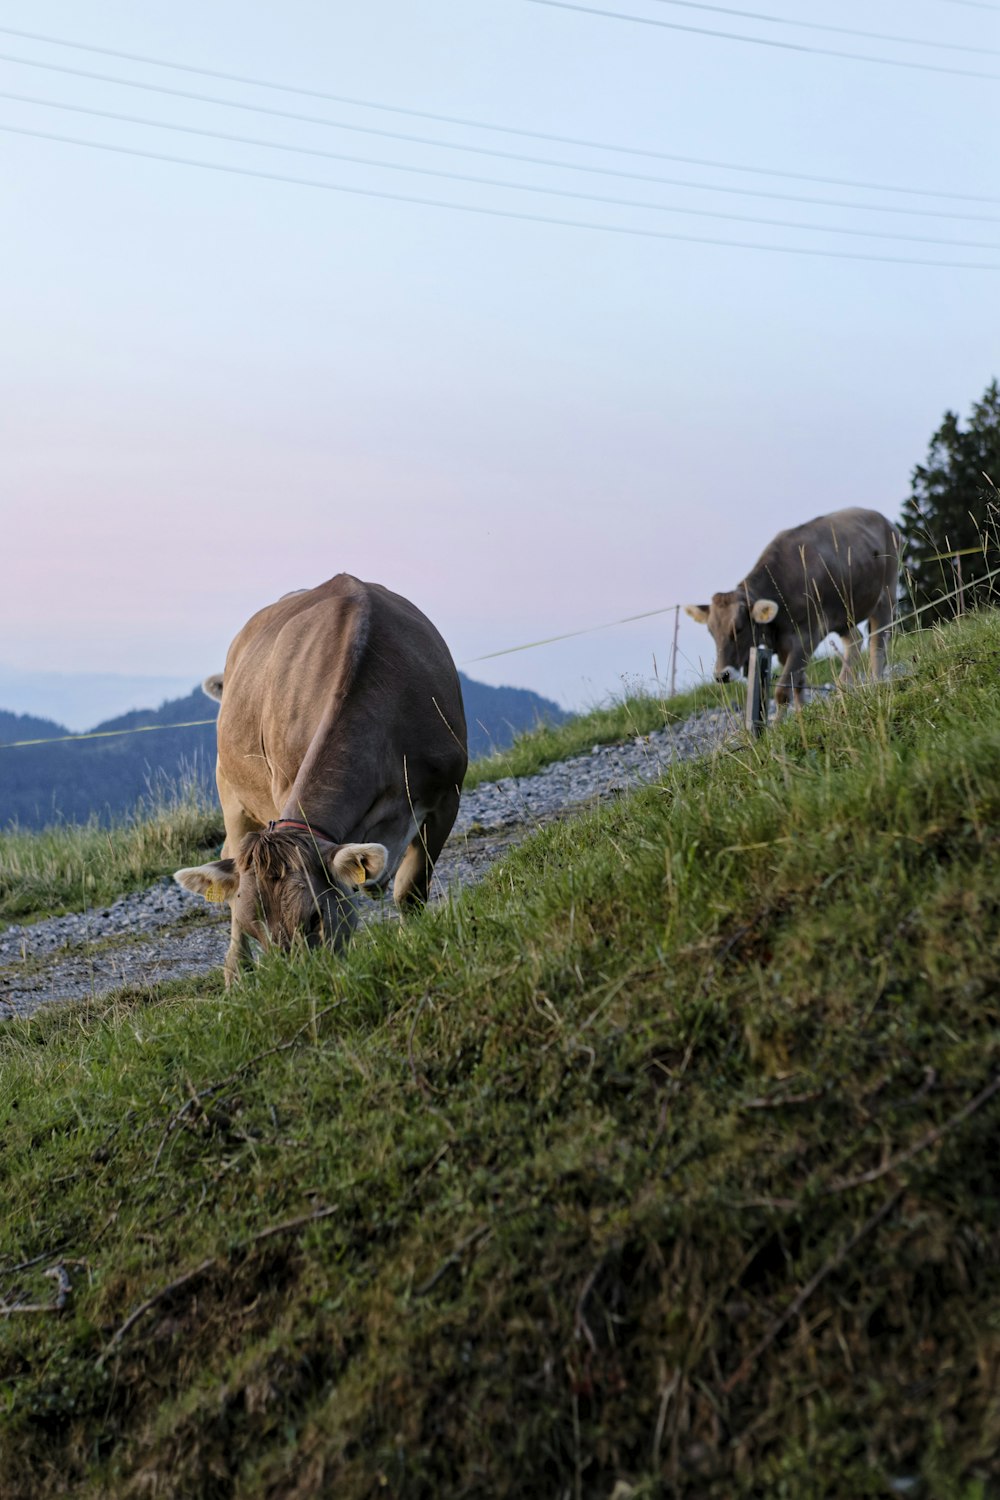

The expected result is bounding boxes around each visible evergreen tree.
[899,380,1000,626]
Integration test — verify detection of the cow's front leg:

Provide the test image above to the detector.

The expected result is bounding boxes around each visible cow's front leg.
[868,594,893,681]
[775,643,808,713]
[216,764,263,858]
[223,910,254,989]
[772,655,792,718]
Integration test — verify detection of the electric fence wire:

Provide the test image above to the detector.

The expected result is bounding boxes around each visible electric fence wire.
[4,562,999,751]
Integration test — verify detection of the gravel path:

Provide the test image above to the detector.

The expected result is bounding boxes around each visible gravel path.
[0,705,742,1019]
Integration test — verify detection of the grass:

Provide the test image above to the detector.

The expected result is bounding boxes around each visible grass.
[462,676,739,788]
[0,779,225,927]
[1,677,742,926]
[2,618,999,1497]
[0,657,845,926]
[465,653,842,788]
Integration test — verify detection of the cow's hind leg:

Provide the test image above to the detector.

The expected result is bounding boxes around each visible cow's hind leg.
[775,643,808,714]
[868,591,893,680]
[223,920,254,990]
[838,625,865,686]
[393,790,461,909]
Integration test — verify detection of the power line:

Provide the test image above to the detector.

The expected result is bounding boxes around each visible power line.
[524,0,1000,81]
[4,119,999,270]
[1,52,997,228]
[0,26,996,207]
[6,88,999,250]
[644,0,1000,54]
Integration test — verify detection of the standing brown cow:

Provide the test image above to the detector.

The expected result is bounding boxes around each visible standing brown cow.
[176,575,467,986]
[686,507,900,709]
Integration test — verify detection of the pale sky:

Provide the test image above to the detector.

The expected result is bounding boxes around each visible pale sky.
[3,0,997,724]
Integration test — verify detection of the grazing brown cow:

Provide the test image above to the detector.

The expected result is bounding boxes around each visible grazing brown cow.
[686,507,900,709]
[175,574,468,986]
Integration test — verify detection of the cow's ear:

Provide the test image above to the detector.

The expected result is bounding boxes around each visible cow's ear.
[327,843,388,888]
[685,604,711,624]
[751,598,779,624]
[174,859,239,902]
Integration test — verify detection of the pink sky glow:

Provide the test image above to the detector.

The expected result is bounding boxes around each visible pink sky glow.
[3,0,996,720]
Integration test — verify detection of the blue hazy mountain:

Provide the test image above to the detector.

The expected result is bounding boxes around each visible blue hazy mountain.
[0,674,566,830]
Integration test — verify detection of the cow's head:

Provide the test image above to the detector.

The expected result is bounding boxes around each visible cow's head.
[685,594,778,683]
[175,828,387,958]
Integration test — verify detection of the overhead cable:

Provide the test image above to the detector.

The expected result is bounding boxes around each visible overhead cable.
[4,120,998,270]
[1,54,997,226]
[5,90,999,249]
[0,25,996,206]
[643,0,1000,54]
[524,0,1000,82]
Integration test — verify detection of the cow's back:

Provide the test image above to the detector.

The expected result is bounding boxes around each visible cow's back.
[216,575,467,828]
[748,508,899,626]
[342,580,468,789]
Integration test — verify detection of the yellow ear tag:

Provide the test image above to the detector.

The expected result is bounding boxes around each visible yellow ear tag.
[205,881,228,903]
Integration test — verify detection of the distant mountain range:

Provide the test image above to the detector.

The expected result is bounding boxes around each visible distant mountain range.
[0,666,200,733]
[0,674,567,831]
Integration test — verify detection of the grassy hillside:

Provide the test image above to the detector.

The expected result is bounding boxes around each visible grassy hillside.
[2,616,999,1497]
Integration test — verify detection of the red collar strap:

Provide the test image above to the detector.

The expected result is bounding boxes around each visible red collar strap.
[267,818,339,844]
